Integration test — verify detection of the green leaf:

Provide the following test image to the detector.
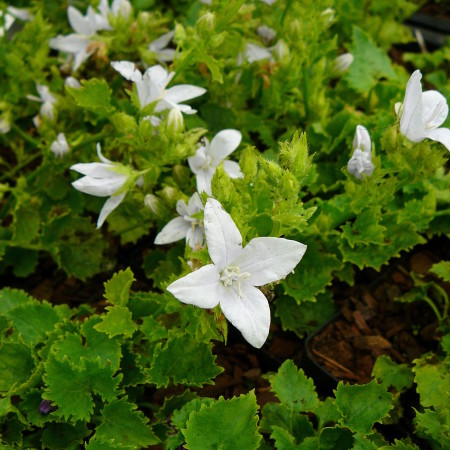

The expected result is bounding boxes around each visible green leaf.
[41,422,90,450]
[94,305,137,338]
[183,391,262,450]
[12,203,40,243]
[335,380,393,434]
[270,426,300,449]
[346,26,396,93]
[269,360,319,413]
[93,398,160,448]
[413,354,450,409]
[372,355,414,391]
[0,288,33,315]
[341,209,386,248]
[147,332,223,388]
[318,426,354,450]
[314,397,341,430]
[430,261,450,282]
[67,78,115,119]
[43,353,121,423]
[413,408,450,449]
[0,342,35,393]
[104,268,135,306]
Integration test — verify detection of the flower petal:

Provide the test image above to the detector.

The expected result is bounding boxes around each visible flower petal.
[223,160,243,179]
[400,70,426,142]
[167,264,221,309]
[186,226,205,250]
[204,198,243,270]
[164,85,206,104]
[70,162,115,178]
[72,174,127,197]
[68,6,91,35]
[210,129,242,162]
[187,146,207,175]
[97,192,126,228]
[220,283,270,348]
[352,125,371,153]
[187,192,204,213]
[111,60,143,83]
[149,30,175,51]
[422,90,448,129]
[195,168,215,196]
[423,127,450,151]
[236,237,307,286]
[154,217,190,244]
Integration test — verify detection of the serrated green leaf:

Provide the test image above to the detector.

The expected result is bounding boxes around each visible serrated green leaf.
[0,342,35,393]
[430,261,450,282]
[314,397,341,430]
[140,315,168,342]
[12,203,40,243]
[147,332,223,388]
[413,354,449,409]
[156,391,199,422]
[0,288,33,315]
[104,268,135,306]
[41,422,90,450]
[93,397,160,448]
[270,426,300,449]
[43,353,121,423]
[269,360,319,413]
[346,26,396,93]
[318,426,354,450]
[372,355,414,391]
[335,380,393,434]
[380,439,420,449]
[413,408,450,449]
[67,78,115,118]
[183,391,262,450]
[341,209,386,248]
[94,305,137,338]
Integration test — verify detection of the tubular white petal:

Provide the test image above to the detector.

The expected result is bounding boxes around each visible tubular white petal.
[219,283,270,348]
[154,217,190,244]
[223,160,243,179]
[210,129,242,161]
[400,70,426,141]
[204,199,243,270]
[236,237,307,286]
[164,85,206,104]
[167,264,221,309]
[97,192,126,228]
[111,61,143,82]
[423,128,450,151]
[72,174,127,197]
[422,90,448,129]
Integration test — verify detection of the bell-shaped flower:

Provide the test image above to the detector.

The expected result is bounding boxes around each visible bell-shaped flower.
[188,129,243,196]
[399,70,450,151]
[148,30,175,63]
[51,133,70,157]
[111,61,206,114]
[167,198,307,348]
[347,125,374,180]
[155,192,205,250]
[71,143,139,228]
[27,83,56,126]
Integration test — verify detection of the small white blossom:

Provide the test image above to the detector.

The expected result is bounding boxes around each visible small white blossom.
[27,83,56,126]
[111,61,206,114]
[64,76,81,88]
[99,0,132,20]
[347,125,374,180]
[155,192,205,249]
[148,31,175,63]
[256,25,276,44]
[0,115,10,134]
[167,198,307,348]
[244,43,273,63]
[0,7,32,38]
[332,53,353,74]
[71,143,139,228]
[51,133,70,157]
[188,129,243,196]
[399,70,450,151]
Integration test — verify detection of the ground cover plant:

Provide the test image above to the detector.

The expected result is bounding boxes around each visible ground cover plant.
[0,0,449,448]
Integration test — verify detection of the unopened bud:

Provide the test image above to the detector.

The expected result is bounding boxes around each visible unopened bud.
[197,12,215,33]
[161,186,178,203]
[144,194,162,216]
[321,8,335,24]
[167,107,184,135]
[331,53,353,75]
[173,164,189,185]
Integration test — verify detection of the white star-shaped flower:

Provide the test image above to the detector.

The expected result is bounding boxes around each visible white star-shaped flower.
[188,129,243,196]
[27,83,56,126]
[155,192,205,249]
[111,61,206,114]
[71,143,140,228]
[167,198,307,348]
[399,70,450,151]
[347,125,374,180]
[148,30,176,63]
[51,133,70,157]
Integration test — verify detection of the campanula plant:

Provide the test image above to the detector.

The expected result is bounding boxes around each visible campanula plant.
[0,0,448,448]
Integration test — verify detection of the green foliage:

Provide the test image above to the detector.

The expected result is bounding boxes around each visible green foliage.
[104,268,135,306]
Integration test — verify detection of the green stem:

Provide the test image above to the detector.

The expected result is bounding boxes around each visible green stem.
[281,0,293,25]
[72,132,108,152]
[5,241,43,252]
[11,123,41,148]
[430,283,449,321]
[423,295,443,323]
[0,153,42,182]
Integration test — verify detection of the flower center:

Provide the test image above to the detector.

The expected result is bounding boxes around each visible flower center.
[200,154,214,170]
[219,266,251,298]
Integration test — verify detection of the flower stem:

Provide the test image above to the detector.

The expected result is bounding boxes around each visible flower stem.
[11,123,41,148]
[423,295,443,324]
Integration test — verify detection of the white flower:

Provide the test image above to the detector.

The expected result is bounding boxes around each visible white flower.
[71,143,138,228]
[332,53,353,74]
[99,0,132,19]
[111,62,206,114]
[167,198,307,348]
[0,7,32,38]
[188,129,243,196]
[256,25,276,44]
[155,192,205,249]
[244,43,273,63]
[27,83,56,125]
[347,125,374,180]
[51,133,70,157]
[399,70,450,151]
[64,76,81,88]
[148,30,175,63]
[0,116,10,134]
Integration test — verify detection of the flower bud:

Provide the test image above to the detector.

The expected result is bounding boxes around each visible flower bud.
[347,125,374,180]
[167,107,184,135]
[331,53,353,75]
[50,133,70,157]
[197,12,215,33]
[144,194,162,216]
[161,186,178,203]
[0,116,10,134]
